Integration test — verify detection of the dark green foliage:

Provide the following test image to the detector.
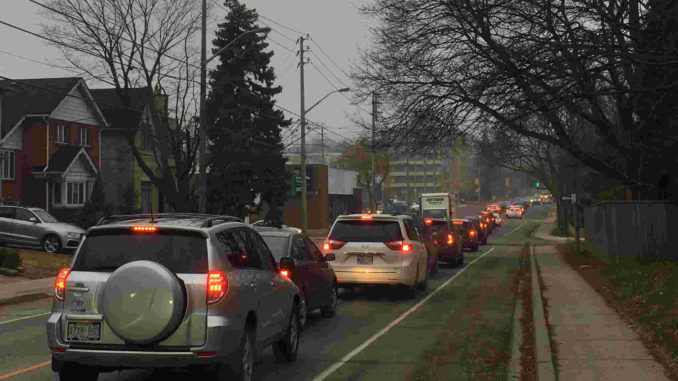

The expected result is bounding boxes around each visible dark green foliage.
[75,176,113,229]
[205,0,290,218]
[0,247,21,269]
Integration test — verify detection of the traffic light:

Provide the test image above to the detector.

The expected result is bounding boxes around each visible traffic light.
[536,182,541,187]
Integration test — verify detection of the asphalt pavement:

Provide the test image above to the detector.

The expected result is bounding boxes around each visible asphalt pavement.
[0,202,552,381]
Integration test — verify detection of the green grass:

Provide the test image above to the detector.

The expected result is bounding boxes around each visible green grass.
[568,242,678,366]
[549,226,570,237]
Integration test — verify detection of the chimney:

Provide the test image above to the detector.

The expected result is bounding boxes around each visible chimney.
[154,84,168,117]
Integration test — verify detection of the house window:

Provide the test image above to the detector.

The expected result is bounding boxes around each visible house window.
[66,181,91,206]
[0,150,15,180]
[52,182,62,205]
[79,127,91,147]
[56,124,70,144]
[141,181,152,213]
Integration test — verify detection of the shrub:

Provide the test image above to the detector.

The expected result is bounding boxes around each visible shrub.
[0,247,21,269]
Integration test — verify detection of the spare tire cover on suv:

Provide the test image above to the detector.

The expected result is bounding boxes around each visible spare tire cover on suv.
[102,260,186,345]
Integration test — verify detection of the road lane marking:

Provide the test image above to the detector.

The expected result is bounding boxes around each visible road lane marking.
[0,312,49,325]
[311,247,496,381]
[0,360,50,380]
[503,221,527,237]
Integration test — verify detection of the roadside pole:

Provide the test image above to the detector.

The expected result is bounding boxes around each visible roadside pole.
[299,35,308,233]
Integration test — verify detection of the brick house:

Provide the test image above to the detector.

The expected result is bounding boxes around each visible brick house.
[91,87,168,213]
[0,77,106,219]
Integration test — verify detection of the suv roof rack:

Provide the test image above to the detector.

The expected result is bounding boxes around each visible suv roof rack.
[96,213,243,227]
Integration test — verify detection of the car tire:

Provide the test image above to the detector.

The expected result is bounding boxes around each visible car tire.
[273,302,300,363]
[483,237,488,245]
[417,266,428,290]
[471,244,479,252]
[320,283,338,318]
[217,328,255,381]
[58,362,99,381]
[431,256,439,275]
[42,234,62,254]
[457,252,465,267]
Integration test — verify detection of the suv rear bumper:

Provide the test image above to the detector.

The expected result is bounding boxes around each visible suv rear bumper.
[437,246,460,260]
[335,264,417,287]
[47,313,242,369]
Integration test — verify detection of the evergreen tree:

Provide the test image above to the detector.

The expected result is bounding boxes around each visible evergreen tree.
[75,176,113,229]
[205,0,290,218]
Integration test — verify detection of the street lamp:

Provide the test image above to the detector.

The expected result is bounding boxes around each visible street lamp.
[198,15,271,213]
[299,87,350,233]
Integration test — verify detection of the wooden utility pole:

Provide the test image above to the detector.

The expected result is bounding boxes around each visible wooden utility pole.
[371,92,377,211]
[299,35,308,232]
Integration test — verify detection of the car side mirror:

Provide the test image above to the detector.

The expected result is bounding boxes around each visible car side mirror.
[324,253,336,262]
[280,257,295,271]
[29,217,39,223]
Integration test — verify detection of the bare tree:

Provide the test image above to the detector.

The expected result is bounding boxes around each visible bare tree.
[356,0,678,200]
[40,0,207,211]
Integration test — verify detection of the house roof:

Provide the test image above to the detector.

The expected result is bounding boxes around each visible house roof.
[45,146,83,172]
[90,87,152,130]
[0,77,81,137]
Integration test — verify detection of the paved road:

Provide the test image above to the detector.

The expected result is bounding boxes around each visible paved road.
[0,203,554,381]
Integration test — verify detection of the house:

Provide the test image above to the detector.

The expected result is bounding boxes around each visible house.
[0,77,106,219]
[91,86,168,213]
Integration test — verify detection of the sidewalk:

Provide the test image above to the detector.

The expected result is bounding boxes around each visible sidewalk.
[0,276,54,305]
[533,209,584,243]
[534,246,669,380]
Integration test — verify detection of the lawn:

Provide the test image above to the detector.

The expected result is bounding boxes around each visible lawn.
[17,248,72,279]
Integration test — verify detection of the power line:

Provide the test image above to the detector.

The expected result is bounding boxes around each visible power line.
[267,36,296,54]
[309,50,352,90]
[309,62,353,104]
[258,14,306,37]
[309,38,352,79]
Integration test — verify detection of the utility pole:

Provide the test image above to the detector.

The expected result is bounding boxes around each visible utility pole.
[198,0,207,213]
[371,92,377,211]
[321,125,325,165]
[299,35,308,233]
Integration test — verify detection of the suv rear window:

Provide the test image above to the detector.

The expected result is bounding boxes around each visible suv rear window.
[72,228,208,273]
[427,220,450,234]
[330,220,403,242]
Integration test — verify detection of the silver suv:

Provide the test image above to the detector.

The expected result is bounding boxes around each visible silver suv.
[46,213,302,381]
[0,204,85,253]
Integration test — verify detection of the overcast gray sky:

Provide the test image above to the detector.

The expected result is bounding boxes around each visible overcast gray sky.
[0,0,374,147]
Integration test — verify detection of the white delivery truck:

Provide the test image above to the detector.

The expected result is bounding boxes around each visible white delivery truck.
[420,193,455,220]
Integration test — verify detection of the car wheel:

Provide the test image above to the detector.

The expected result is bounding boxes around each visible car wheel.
[273,302,300,362]
[471,244,479,252]
[483,237,488,245]
[431,256,439,275]
[217,328,255,381]
[417,265,428,290]
[58,363,99,381]
[320,283,338,318]
[457,252,465,267]
[43,234,62,254]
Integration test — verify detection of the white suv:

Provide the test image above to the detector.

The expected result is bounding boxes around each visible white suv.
[322,214,429,297]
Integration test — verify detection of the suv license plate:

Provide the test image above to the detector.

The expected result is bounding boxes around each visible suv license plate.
[67,322,101,341]
[357,256,373,265]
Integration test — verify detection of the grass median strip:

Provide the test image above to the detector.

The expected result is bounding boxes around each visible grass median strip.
[319,246,523,381]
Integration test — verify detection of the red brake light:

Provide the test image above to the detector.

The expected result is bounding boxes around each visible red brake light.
[384,240,411,253]
[453,221,463,225]
[447,234,454,245]
[133,226,157,232]
[322,239,346,251]
[425,219,433,225]
[361,215,373,220]
[280,270,290,278]
[469,230,476,237]
[55,268,70,301]
[207,271,227,305]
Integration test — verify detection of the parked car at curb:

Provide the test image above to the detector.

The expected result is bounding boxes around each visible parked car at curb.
[259,230,338,330]
[47,213,302,381]
[322,214,429,298]
[0,204,84,253]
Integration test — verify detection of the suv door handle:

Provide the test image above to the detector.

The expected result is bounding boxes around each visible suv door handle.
[68,287,89,293]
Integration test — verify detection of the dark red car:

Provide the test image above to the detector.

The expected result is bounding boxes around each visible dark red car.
[259,229,338,330]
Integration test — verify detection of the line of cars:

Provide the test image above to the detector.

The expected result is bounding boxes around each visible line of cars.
[44,204,511,381]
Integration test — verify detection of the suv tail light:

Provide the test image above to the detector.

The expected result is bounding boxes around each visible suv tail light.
[322,239,346,251]
[207,271,228,305]
[469,230,476,237]
[384,240,411,253]
[55,268,70,301]
[447,234,454,245]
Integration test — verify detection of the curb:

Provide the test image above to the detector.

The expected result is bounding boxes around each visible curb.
[531,246,557,381]
[506,276,523,380]
[0,292,52,307]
